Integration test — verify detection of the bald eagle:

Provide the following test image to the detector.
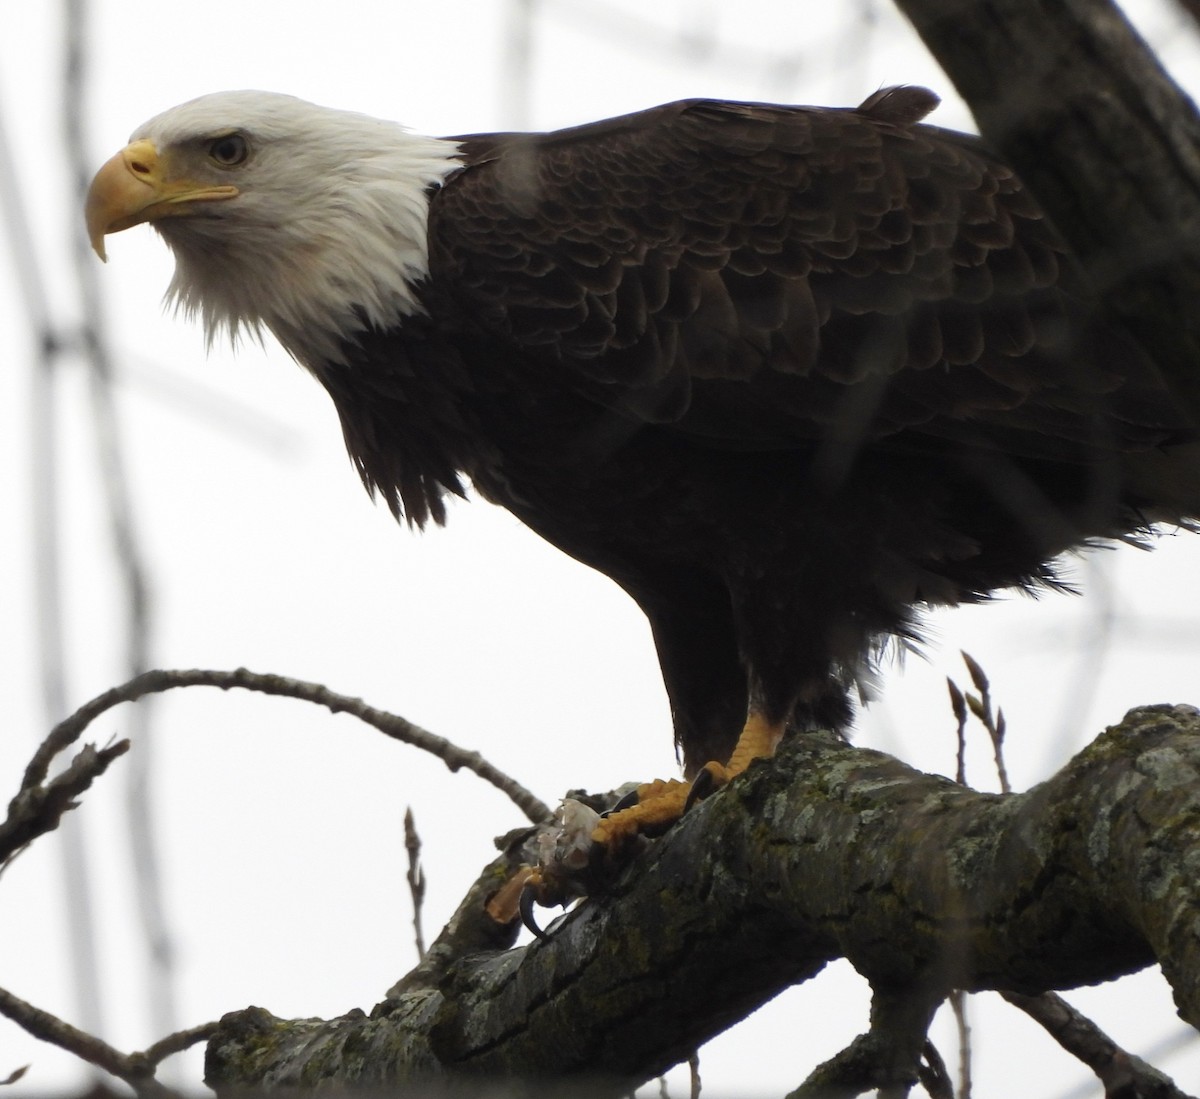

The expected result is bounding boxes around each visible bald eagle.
[87,87,1200,856]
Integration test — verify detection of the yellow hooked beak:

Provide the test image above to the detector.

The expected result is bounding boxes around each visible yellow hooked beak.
[85,139,239,261]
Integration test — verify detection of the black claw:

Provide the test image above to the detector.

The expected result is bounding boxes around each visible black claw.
[684,768,717,812]
[602,787,642,817]
[519,881,550,941]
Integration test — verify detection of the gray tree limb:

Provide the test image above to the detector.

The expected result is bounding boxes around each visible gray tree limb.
[204,706,1200,1096]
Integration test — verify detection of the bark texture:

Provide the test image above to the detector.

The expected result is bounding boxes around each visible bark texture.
[894,0,1200,423]
[205,706,1200,1095]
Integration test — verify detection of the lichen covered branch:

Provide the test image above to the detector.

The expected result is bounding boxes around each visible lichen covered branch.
[205,706,1200,1095]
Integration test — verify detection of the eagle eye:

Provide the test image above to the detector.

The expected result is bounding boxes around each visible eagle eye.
[208,133,249,167]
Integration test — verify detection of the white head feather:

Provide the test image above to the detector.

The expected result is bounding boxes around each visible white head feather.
[132,91,462,367]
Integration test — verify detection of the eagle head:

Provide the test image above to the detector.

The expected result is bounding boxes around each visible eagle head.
[85,91,462,366]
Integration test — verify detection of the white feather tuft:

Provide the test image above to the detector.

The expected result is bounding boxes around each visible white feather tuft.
[135,91,462,368]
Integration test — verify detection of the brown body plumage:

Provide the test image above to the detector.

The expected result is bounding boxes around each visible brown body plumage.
[88,87,1200,774]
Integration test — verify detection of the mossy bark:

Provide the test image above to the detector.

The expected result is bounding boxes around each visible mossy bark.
[205,706,1200,1095]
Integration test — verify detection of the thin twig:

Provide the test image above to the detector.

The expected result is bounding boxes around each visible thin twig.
[0,985,129,1079]
[945,655,995,1098]
[24,667,551,824]
[952,660,1182,1097]
[961,651,1010,794]
[0,983,212,1096]
[947,678,968,786]
[917,1039,954,1099]
[403,807,426,960]
[1001,990,1193,1098]
[138,1020,222,1069]
[1,740,130,868]
[950,989,972,1099]
[688,1050,702,1099]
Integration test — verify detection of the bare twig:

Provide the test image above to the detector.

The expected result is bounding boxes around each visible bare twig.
[687,1050,701,1099]
[0,740,130,868]
[959,652,1011,794]
[0,983,214,1096]
[0,1066,28,1086]
[1001,990,1194,1099]
[403,807,427,961]
[917,1039,954,1099]
[138,1020,222,1068]
[947,678,968,786]
[388,834,536,997]
[947,661,1187,1096]
[0,984,129,1078]
[25,667,551,824]
[950,989,972,1099]
[943,656,993,1098]
[960,651,989,700]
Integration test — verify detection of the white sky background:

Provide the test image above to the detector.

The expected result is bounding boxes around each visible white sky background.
[2,1,1200,1096]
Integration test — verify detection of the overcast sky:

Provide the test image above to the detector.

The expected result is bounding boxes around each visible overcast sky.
[2,2,1200,1096]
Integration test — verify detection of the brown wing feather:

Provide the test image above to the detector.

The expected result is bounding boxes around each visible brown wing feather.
[427,89,1186,459]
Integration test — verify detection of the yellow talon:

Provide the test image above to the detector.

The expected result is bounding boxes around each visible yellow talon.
[591,778,692,846]
[590,711,786,848]
[524,711,789,930]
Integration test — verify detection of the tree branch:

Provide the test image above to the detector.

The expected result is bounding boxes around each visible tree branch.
[23,668,551,825]
[893,0,1200,423]
[1,739,129,868]
[204,705,1200,1095]
[1001,990,1194,1099]
[403,807,427,962]
[0,982,216,1097]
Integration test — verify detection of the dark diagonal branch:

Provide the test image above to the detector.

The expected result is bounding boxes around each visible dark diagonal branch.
[893,0,1200,424]
[23,668,551,825]
[1001,990,1194,1099]
[204,705,1200,1096]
